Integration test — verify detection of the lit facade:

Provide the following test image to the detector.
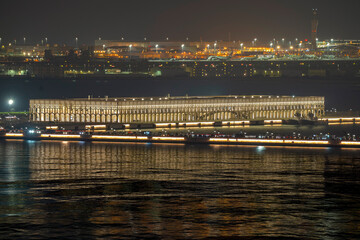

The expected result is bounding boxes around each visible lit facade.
[29,95,325,124]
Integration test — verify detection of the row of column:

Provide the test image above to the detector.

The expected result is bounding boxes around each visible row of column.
[31,109,322,123]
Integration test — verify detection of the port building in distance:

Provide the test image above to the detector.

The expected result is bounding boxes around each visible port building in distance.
[29,95,324,125]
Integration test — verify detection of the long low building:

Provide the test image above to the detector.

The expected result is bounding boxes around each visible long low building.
[29,95,325,124]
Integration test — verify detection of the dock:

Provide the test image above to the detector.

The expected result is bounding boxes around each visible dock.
[1,133,360,148]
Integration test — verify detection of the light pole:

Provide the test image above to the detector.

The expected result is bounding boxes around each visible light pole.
[181,44,184,54]
[0,37,2,46]
[129,44,132,60]
[8,99,14,112]
[254,38,257,47]
[128,44,133,72]
[23,37,26,45]
[155,44,158,53]
[214,42,217,54]
[75,37,78,48]
[45,37,48,45]
[240,43,243,51]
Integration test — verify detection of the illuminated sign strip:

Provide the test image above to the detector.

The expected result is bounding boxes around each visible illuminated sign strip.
[237,139,285,144]
[136,136,148,140]
[155,123,177,127]
[209,138,329,145]
[85,125,106,129]
[46,126,59,130]
[341,141,360,145]
[5,133,24,137]
[283,140,329,145]
[328,122,360,125]
[152,137,185,141]
[91,135,137,140]
[320,117,360,122]
[91,135,184,141]
[222,121,250,125]
[264,120,283,124]
[40,134,81,138]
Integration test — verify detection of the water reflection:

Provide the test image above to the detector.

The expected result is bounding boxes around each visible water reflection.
[1,140,360,239]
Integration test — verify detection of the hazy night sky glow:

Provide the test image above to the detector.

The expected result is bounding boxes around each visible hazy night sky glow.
[0,0,359,45]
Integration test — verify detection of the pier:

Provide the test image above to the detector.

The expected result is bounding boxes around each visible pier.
[2,132,360,148]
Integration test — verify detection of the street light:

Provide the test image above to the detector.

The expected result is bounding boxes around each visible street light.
[155,44,158,53]
[23,37,26,45]
[75,37,78,48]
[181,44,185,53]
[129,44,132,60]
[240,43,243,50]
[8,99,14,112]
[45,37,48,44]
[214,42,217,53]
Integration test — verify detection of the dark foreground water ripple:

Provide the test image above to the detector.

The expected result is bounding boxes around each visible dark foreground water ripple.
[1,140,360,239]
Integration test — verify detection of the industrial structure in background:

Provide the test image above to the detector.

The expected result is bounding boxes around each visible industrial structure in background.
[0,9,360,78]
[311,9,319,50]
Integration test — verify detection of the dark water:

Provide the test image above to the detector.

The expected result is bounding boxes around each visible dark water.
[1,140,360,239]
[1,76,360,112]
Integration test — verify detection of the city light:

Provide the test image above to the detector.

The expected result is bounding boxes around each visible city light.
[5,133,23,137]
[1,5,360,240]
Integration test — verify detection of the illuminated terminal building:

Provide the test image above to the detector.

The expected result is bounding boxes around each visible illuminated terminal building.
[29,95,324,124]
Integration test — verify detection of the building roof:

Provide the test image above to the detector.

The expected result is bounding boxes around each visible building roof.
[31,95,324,103]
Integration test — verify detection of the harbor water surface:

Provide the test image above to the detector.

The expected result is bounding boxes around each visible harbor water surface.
[1,138,360,239]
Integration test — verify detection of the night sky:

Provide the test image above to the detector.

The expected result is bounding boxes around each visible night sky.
[1,0,360,45]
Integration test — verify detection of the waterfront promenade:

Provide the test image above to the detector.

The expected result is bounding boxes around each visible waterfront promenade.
[2,131,360,148]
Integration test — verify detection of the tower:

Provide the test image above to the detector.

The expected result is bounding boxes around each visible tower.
[311,9,319,50]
